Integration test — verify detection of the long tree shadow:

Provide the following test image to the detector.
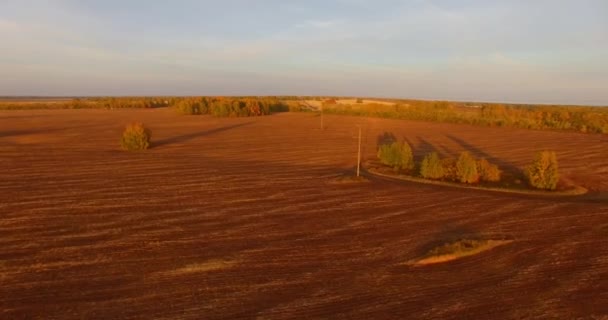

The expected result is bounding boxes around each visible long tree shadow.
[377,132,397,147]
[0,128,65,138]
[445,134,520,175]
[0,114,49,120]
[414,137,438,156]
[404,136,423,164]
[154,122,253,148]
[414,136,460,161]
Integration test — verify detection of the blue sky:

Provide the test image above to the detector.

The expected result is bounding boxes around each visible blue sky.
[0,0,607,104]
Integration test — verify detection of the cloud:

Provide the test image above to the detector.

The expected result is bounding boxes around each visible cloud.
[296,19,343,29]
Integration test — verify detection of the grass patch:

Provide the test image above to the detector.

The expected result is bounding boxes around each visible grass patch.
[327,175,369,184]
[410,239,512,266]
[163,259,238,276]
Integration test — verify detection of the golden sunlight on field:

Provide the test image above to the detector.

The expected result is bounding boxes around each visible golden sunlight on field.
[1,109,607,319]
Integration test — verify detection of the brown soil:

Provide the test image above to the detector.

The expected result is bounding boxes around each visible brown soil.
[1,109,607,319]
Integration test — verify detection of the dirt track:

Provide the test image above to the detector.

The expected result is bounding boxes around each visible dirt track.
[1,109,607,319]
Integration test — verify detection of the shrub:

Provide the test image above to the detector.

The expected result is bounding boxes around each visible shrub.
[420,152,445,179]
[121,122,151,151]
[525,151,559,190]
[456,151,479,184]
[377,141,415,172]
[477,158,501,182]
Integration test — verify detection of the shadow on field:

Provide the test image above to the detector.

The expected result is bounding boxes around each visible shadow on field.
[377,132,397,147]
[445,134,519,174]
[412,136,460,162]
[0,128,64,138]
[413,225,482,257]
[154,122,253,148]
[414,137,439,157]
[0,114,49,120]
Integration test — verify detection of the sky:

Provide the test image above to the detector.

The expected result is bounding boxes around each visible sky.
[0,0,607,105]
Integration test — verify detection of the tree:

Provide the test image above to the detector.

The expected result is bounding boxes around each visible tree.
[456,151,479,184]
[477,158,501,182]
[377,141,415,172]
[175,99,200,115]
[420,152,445,179]
[525,151,559,190]
[121,122,151,151]
[441,158,458,181]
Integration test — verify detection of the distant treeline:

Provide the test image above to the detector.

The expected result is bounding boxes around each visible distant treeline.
[0,96,292,117]
[320,99,608,134]
[1,96,607,133]
[0,97,169,110]
[174,97,291,116]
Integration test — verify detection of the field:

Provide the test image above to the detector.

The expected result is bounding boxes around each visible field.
[1,109,608,319]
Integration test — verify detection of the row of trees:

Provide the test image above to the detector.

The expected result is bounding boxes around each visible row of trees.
[0,97,291,116]
[0,97,171,110]
[376,140,559,190]
[377,142,501,184]
[174,97,290,117]
[321,100,608,134]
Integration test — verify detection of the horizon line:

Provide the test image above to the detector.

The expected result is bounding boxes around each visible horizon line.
[0,95,607,108]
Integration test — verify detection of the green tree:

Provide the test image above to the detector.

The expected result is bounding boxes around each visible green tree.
[175,99,200,115]
[525,151,559,190]
[456,151,479,184]
[441,158,458,181]
[477,158,501,182]
[377,141,415,172]
[420,152,445,179]
[121,122,151,151]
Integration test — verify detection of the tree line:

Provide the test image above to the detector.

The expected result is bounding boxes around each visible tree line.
[0,96,292,117]
[173,97,290,117]
[2,96,606,133]
[376,136,559,190]
[321,99,608,134]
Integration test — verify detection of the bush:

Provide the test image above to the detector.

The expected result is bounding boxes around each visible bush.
[420,152,445,179]
[377,141,415,172]
[456,152,479,184]
[477,158,501,182]
[525,151,559,190]
[121,122,151,151]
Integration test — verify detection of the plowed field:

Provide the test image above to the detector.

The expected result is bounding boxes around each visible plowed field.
[1,109,607,319]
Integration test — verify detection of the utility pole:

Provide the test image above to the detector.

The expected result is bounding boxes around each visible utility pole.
[320,104,324,130]
[357,125,362,177]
